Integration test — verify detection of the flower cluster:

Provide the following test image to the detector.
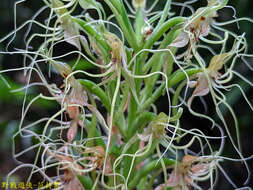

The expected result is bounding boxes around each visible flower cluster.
[1,0,252,189]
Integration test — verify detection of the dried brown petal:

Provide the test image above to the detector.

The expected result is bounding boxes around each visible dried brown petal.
[207,53,230,78]
[188,74,210,107]
[52,62,73,79]
[137,133,151,142]
[169,32,189,48]
[66,104,79,120]
[84,146,112,174]
[63,22,81,49]
[67,122,78,143]
[190,163,209,175]
[167,169,182,187]
[188,81,197,88]
[182,155,197,165]
[192,75,210,97]
[64,176,84,190]
[71,82,87,106]
[200,21,211,37]
[52,0,81,49]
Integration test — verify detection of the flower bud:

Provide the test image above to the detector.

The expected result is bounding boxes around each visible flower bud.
[52,62,72,78]
[132,0,146,9]
[141,25,153,38]
[104,32,124,63]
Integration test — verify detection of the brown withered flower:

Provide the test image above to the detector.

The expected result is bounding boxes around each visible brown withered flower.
[155,155,213,190]
[83,146,112,174]
[169,1,218,58]
[188,52,232,106]
[47,147,84,190]
[52,61,87,142]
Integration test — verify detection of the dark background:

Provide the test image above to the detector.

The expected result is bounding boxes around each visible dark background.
[0,0,252,189]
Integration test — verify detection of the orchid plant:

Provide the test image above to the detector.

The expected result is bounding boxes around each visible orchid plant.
[1,0,253,189]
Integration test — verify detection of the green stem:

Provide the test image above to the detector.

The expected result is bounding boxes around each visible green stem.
[134,7,145,93]
[167,68,201,87]
[139,68,201,112]
[114,84,128,136]
[78,175,93,190]
[115,116,127,140]
[135,8,145,45]
[72,17,110,56]
[155,0,171,30]
[141,28,181,102]
[156,145,167,189]
[170,107,183,123]
[139,82,165,113]
[128,158,175,190]
[103,0,138,50]
[135,142,157,165]
[143,28,181,73]
[135,56,144,96]
[141,53,167,101]
[122,140,139,180]
[146,169,162,190]
[143,17,185,50]
[86,90,97,148]
[79,79,111,112]
[129,112,156,138]
[128,93,138,131]
[83,119,105,148]
[137,176,148,190]
[172,81,186,117]
[114,84,129,121]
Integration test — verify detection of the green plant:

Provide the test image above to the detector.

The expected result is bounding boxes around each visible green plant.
[1,0,253,189]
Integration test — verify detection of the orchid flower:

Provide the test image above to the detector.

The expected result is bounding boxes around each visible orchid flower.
[188,52,232,105]
[132,0,146,10]
[52,0,82,49]
[83,146,112,174]
[52,61,87,142]
[137,112,168,143]
[47,147,84,190]
[3,0,252,189]
[104,32,126,66]
[169,0,218,56]
[155,155,213,190]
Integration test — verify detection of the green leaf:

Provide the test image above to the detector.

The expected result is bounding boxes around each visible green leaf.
[77,175,93,190]
[79,0,98,10]
[79,0,105,18]
[69,58,96,71]
[72,17,110,58]
[128,158,175,190]
[0,74,55,109]
[167,68,201,87]
[52,0,81,48]
[79,79,111,111]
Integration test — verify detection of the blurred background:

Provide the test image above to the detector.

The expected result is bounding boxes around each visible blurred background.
[0,0,252,189]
